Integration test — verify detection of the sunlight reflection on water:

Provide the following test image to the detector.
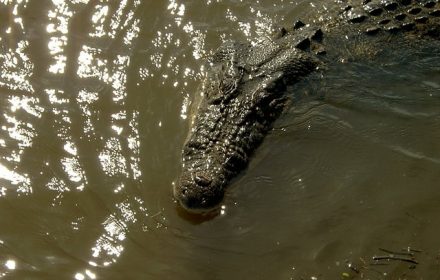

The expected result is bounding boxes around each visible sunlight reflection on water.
[0,0,353,277]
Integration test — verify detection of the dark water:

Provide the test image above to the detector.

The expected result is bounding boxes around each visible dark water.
[0,0,439,279]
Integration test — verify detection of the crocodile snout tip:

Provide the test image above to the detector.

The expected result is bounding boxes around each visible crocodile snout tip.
[174,172,224,212]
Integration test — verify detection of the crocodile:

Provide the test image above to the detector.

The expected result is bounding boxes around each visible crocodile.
[174,0,440,211]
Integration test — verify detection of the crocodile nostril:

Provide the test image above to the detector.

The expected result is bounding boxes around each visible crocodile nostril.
[181,188,187,196]
[194,173,212,187]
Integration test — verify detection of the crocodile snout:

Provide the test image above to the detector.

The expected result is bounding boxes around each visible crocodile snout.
[174,171,224,211]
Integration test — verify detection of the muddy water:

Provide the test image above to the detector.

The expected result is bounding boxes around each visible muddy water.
[0,0,439,279]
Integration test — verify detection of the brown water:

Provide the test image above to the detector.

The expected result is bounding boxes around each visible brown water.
[1,0,440,279]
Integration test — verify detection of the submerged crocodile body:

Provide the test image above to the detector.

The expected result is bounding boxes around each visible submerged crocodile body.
[174,0,440,211]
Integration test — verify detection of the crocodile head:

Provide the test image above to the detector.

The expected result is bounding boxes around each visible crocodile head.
[173,0,440,212]
[174,38,318,212]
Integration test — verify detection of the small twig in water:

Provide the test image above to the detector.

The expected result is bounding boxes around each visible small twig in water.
[379,247,414,257]
[372,255,419,264]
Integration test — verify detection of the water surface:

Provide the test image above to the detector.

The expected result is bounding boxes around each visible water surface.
[0,0,439,279]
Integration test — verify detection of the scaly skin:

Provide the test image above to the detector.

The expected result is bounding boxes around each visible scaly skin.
[174,0,440,211]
